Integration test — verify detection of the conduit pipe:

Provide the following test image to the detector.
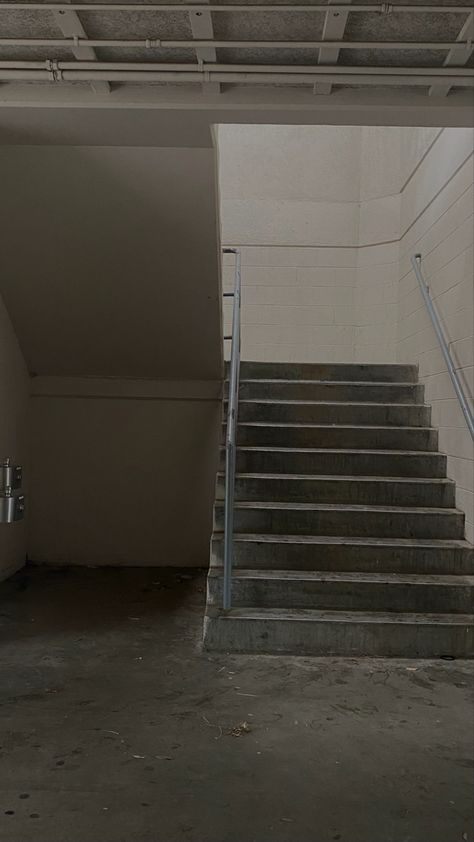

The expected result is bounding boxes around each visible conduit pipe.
[0,2,471,12]
[1,60,473,77]
[0,68,472,86]
[0,37,468,50]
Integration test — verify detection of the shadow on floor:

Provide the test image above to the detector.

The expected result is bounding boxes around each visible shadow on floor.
[0,565,204,641]
[0,565,472,842]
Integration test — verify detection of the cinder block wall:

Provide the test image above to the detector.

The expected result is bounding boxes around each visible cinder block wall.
[397,129,474,542]
[219,125,361,363]
[219,125,473,541]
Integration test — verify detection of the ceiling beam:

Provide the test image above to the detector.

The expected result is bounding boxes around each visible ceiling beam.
[429,11,474,97]
[189,1,220,94]
[315,0,352,95]
[52,7,110,94]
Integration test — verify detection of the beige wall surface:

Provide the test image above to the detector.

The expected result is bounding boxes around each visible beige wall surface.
[0,145,222,380]
[0,142,223,569]
[29,380,221,566]
[0,293,29,580]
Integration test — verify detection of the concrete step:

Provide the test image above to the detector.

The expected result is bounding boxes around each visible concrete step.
[223,447,447,478]
[238,362,419,383]
[230,400,431,427]
[227,423,438,451]
[207,569,474,614]
[203,607,474,657]
[213,501,465,539]
[211,534,474,575]
[215,473,456,507]
[234,380,424,403]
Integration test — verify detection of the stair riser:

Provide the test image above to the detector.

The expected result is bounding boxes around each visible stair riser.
[235,382,424,403]
[214,506,465,539]
[231,402,431,427]
[207,575,474,614]
[229,425,438,451]
[215,476,456,507]
[222,450,447,478]
[211,538,474,574]
[203,615,474,657]
[237,362,418,383]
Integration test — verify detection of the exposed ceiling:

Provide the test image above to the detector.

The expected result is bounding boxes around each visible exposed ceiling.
[0,1,473,102]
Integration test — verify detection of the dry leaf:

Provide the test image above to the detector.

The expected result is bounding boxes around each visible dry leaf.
[230,721,252,737]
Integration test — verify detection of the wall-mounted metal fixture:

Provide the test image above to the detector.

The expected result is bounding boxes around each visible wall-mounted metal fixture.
[0,458,22,491]
[0,458,25,523]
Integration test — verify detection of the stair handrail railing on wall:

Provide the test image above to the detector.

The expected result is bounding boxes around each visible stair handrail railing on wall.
[222,247,242,610]
[411,253,474,441]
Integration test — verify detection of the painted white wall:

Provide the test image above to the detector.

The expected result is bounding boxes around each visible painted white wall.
[219,125,361,363]
[0,293,29,580]
[354,127,440,361]
[397,128,474,542]
[219,123,474,541]
[219,124,438,363]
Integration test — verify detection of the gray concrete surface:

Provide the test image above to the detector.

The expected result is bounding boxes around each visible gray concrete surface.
[0,565,473,842]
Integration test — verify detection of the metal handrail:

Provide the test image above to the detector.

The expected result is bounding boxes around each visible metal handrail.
[222,247,242,610]
[411,254,474,441]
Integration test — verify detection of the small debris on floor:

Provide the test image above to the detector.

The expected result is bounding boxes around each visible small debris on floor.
[230,721,252,737]
[201,714,223,740]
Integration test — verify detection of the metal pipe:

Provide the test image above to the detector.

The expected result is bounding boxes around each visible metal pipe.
[411,254,474,441]
[222,247,241,612]
[0,3,471,12]
[0,37,466,49]
[3,60,472,76]
[0,69,472,86]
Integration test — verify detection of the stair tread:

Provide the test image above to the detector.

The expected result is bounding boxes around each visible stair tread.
[234,422,434,431]
[212,533,472,548]
[213,361,472,655]
[228,501,462,515]
[217,607,474,625]
[228,446,441,455]
[239,362,416,369]
[217,472,452,484]
[209,569,474,586]
[230,400,428,407]
[236,379,419,387]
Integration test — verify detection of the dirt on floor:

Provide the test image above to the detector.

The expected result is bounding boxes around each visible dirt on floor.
[0,565,472,842]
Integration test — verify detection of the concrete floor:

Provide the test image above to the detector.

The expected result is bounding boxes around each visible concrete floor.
[0,566,472,842]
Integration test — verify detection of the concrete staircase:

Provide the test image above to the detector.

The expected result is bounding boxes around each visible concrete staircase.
[203,362,474,657]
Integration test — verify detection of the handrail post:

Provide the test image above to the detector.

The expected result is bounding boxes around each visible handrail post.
[411,254,474,441]
[222,247,242,611]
